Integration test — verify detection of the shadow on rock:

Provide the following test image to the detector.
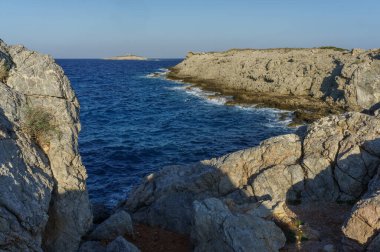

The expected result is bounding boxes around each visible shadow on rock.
[122,112,380,251]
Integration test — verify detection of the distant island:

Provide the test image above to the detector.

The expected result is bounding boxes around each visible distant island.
[104,54,148,60]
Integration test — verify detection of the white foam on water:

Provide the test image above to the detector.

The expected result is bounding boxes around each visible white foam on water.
[207,96,229,105]
[234,105,257,111]
[146,73,156,78]
[145,68,169,78]
[183,87,233,105]
[158,68,169,72]
[166,84,192,91]
[163,76,294,128]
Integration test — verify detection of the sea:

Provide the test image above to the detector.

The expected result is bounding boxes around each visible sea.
[57,59,294,208]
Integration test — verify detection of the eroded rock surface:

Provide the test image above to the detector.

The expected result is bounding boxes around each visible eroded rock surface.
[0,39,92,251]
[168,48,380,118]
[125,112,380,250]
[192,198,286,252]
[342,171,380,246]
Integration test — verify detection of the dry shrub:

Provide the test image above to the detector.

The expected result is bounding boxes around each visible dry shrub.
[22,106,60,149]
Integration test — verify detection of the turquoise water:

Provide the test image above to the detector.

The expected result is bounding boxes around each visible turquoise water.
[57,59,293,207]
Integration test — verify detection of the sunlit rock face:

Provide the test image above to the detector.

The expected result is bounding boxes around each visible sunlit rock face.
[0,39,92,252]
[125,112,380,251]
[168,48,380,118]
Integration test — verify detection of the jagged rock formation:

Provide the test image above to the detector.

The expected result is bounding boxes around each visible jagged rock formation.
[0,39,92,251]
[125,112,380,251]
[168,48,380,121]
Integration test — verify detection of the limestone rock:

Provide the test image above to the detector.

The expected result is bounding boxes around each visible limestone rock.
[0,111,53,252]
[125,163,224,233]
[106,236,140,252]
[168,48,380,115]
[191,198,286,252]
[0,40,13,82]
[125,112,380,248]
[0,39,92,251]
[302,113,380,201]
[89,211,133,241]
[342,173,380,245]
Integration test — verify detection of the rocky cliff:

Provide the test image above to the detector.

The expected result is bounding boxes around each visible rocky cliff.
[168,48,380,122]
[125,111,380,251]
[0,39,92,251]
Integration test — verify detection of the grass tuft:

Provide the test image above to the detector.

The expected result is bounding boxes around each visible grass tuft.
[22,106,60,149]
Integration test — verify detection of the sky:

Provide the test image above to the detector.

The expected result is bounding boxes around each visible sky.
[0,0,379,58]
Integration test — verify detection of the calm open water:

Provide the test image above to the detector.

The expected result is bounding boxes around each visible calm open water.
[57,59,294,207]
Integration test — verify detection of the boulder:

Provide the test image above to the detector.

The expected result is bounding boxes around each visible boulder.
[106,236,140,252]
[191,198,286,252]
[89,211,133,241]
[342,172,380,245]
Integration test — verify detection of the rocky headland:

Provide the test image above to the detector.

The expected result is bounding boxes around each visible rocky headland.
[168,48,380,123]
[1,39,380,252]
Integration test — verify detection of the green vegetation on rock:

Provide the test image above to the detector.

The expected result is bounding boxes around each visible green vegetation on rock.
[22,106,60,148]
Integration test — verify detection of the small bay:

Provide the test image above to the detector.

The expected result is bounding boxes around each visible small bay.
[57,59,294,207]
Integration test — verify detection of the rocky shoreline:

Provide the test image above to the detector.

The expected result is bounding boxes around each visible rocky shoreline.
[1,40,380,252]
[167,48,380,123]
[122,111,380,251]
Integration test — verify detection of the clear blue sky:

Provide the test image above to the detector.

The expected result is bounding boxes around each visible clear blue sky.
[1,0,379,58]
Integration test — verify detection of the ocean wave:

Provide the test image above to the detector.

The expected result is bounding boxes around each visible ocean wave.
[166,85,293,126]
[169,85,232,106]
[145,68,169,78]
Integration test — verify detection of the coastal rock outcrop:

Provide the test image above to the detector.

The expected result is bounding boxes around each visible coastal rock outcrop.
[88,210,134,241]
[342,171,380,245]
[0,39,92,251]
[168,48,380,120]
[191,198,286,252]
[125,112,380,250]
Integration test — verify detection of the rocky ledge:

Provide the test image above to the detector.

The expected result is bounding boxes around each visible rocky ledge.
[168,48,380,123]
[124,111,380,251]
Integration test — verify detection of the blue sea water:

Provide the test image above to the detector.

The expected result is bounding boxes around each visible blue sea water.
[57,59,294,207]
